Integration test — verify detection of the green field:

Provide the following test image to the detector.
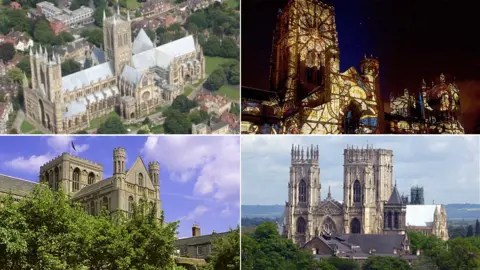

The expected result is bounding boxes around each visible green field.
[20,120,35,133]
[205,56,236,75]
[217,85,239,100]
[151,125,164,134]
[184,86,193,96]
[226,0,239,9]
[125,0,141,9]
[88,111,119,129]
[32,130,44,134]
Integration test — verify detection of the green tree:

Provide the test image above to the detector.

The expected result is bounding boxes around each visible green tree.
[34,20,55,44]
[325,257,360,270]
[9,128,18,134]
[467,225,474,237]
[187,23,198,35]
[362,256,411,270]
[5,9,28,32]
[97,115,128,134]
[163,108,191,134]
[221,37,239,59]
[203,35,222,56]
[145,28,156,42]
[476,219,480,236]
[53,31,74,46]
[16,56,31,77]
[137,129,148,134]
[189,110,208,124]
[74,130,88,134]
[61,59,81,76]
[204,68,225,91]
[7,67,24,83]
[142,117,152,125]
[0,43,15,62]
[94,7,112,27]
[81,28,104,47]
[205,228,240,270]
[171,95,197,113]
[229,103,240,116]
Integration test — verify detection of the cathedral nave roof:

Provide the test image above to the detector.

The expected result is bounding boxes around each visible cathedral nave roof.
[0,173,37,197]
[62,62,114,92]
[121,65,144,85]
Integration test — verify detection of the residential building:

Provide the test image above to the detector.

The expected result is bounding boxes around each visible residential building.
[0,102,13,134]
[174,224,229,259]
[37,2,94,28]
[140,0,172,17]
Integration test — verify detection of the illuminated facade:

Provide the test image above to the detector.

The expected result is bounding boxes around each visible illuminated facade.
[386,74,463,134]
[241,0,464,134]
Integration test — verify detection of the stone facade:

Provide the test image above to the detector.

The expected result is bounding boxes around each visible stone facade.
[23,10,205,134]
[284,145,448,247]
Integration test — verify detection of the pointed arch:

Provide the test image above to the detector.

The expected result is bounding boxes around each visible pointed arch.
[298,179,307,203]
[54,166,60,191]
[351,218,361,234]
[353,180,361,203]
[387,211,393,228]
[343,101,362,134]
[138,173,143,187]
[394,212,399,229]
[296,217,306,234]
[88,172,95,185]
[72,168,80,191]
[128,196,134,218]
[322,216,336,234]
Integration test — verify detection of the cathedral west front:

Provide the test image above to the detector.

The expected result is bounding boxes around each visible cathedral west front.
[283,145,448,247]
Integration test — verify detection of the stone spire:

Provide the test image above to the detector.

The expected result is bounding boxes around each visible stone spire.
[127,10,130,21]
[103,9,106,21]
[117,0,120,15]
[327,186,331,199]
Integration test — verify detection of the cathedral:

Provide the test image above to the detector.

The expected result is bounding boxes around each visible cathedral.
[0,147,162,219]
[241,0,463,134]
[283,145,449,248]
[23,8,205,134]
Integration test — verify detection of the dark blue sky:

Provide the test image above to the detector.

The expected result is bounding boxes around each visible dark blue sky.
[0,136,240,238]
[242,0,480,100]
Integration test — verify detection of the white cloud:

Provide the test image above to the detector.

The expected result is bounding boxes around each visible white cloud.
[180,205,209,221]
[221,206,231,216]
[141,136,240,203]
[3,136,90,174]
[4,154,54,173]
[242,136,480,205]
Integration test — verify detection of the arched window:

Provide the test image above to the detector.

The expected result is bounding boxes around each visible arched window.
[353,180,361,203]
[299,180,307,203]
[72,168,80,191]
[138,173,143,187]
[102,197,109,212]
[45,171,51,189]
[90,201,95,216]
[128,196,134,218]
[296,217,306,234]
[350,218,361,234]
[322,217,336,234]
[387,211,393,228]
[88,172,95,185]
[54,167,59,191]
[343,103,361,134]
[394,212,399,229]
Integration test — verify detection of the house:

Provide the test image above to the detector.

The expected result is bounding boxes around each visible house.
[132,18,162,32]
[0,30,34,52]
[195,90,231,116]
[191,116,230,134]
[163,16,176,28]
[50,20,68,35]
[174,224,229,259]
[10,1,21,9]
[53,39,91,63]
[220,111,239,132]
[140,0,172,18]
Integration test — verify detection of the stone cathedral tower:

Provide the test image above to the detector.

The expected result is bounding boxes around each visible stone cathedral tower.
[343,146,393,234]
[103,8,132,76]
[284,145,320,246]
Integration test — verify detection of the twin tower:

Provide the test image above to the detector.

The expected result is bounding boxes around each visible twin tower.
[113,147,159,186]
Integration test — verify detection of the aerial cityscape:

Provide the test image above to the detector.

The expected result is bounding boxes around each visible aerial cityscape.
[0,0,240,134]
[241,0,479,134]
[0,135,240,268]
[241,135,480,268]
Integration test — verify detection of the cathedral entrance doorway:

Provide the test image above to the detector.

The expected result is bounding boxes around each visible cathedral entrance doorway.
[342,102,362,134]
[351,218,361,234]
[38,99,46,128]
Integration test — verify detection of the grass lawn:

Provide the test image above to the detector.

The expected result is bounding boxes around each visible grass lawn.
[32,130,44,134]
[151,125,164,134]
[88,111,119,129]
[217,85,239,100]
[125,0,141,9]
[184,86,193,96]
[20,120,35,133]
[205,56,236,75]
[226,0,239,9]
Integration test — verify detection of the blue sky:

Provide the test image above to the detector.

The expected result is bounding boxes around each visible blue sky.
[0,136,240,238]
[242,136,480,205]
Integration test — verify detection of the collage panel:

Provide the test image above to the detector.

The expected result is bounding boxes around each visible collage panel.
[0,135,240,269]
[0,0,239,135]
[241,135,480,269]
[241,0,480,134]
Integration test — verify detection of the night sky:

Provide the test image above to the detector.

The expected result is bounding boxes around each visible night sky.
[242,0,480,131]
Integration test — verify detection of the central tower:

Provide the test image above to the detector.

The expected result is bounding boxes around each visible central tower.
[103,9,133,75]
[269,0,339,112]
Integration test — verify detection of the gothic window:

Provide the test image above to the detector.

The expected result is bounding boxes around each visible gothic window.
[344,103,362,134]
[54,167,59,191]
[72,168,80,191]
[138,173,144,187]
[350,218,361,234]
[353,180,361,203]
[299,180,307,203]
[296,217,306,234]
[387,211,393,228]
[128,196,134,218]
[45,171,51,189]
[384,212,388,228]
[394,212,399,229]
[323,217,335,234]
[102,197,109,212]
[88,172,95,185]
[90,201,95,216]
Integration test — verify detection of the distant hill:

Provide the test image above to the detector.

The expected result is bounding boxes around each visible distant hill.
[242,204,480,220]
